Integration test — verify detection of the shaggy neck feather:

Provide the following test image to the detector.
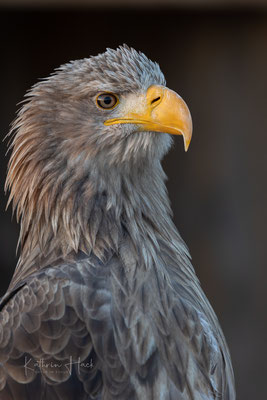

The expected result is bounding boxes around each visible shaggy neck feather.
[8,157,182,288]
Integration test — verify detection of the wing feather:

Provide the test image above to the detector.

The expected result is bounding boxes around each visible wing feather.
[0,250,235,399]
[0,262,102,399]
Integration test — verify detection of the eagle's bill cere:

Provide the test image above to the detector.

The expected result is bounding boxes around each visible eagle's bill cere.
[104,85,192,151]
[0,45,235,400]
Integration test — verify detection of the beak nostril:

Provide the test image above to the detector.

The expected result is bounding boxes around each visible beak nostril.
[151,96,161,105]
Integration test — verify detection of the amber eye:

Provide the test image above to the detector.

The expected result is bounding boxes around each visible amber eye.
[96,93,119,109]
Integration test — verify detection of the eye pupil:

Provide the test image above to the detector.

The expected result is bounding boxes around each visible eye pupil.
[104,96,112,105]
[96,93,118,109]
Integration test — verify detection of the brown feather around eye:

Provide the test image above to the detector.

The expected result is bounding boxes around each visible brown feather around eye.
[0,45,235,400]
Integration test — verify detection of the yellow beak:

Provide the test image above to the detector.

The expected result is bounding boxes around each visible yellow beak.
[104,85,192,151]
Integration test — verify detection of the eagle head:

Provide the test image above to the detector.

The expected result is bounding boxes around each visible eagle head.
[5,45,192,275]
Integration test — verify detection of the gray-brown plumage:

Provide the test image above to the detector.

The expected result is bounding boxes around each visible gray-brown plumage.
[0,45,235,399]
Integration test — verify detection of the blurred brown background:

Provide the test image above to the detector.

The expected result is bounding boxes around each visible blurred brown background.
[0,1,267,398]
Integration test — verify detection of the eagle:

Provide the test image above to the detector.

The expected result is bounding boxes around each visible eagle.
[0,45,235,400]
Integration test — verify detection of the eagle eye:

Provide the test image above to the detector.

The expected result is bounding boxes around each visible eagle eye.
[96,93,119,110]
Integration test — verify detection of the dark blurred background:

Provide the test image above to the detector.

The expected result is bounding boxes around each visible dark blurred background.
[0,1,267,398]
